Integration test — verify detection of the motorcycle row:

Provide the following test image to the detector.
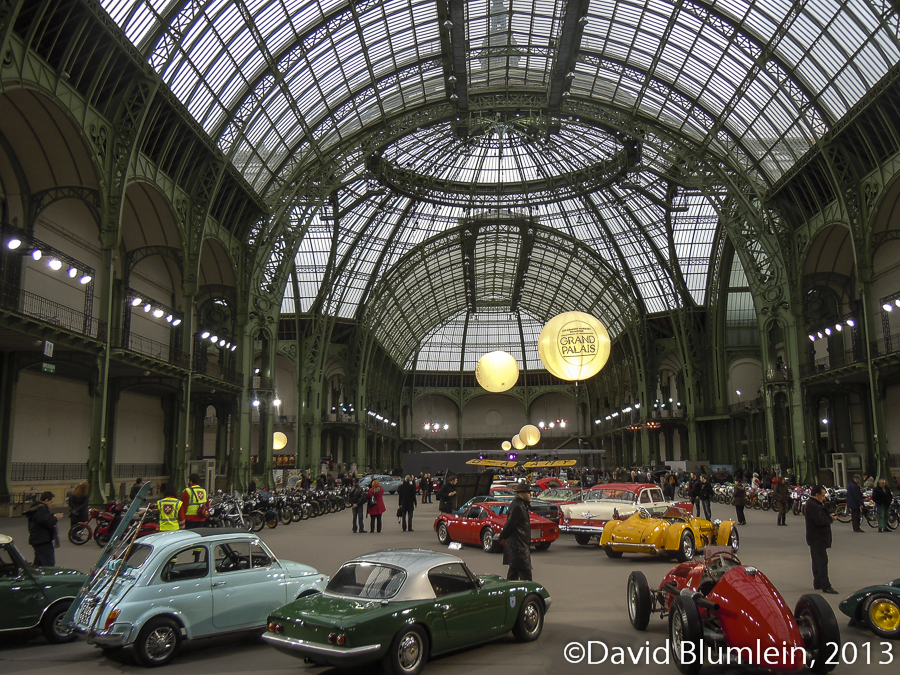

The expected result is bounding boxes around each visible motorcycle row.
[678,481,900,528]
[66,486,351,545]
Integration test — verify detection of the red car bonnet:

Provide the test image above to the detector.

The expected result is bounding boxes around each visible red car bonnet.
[707,566,807,672]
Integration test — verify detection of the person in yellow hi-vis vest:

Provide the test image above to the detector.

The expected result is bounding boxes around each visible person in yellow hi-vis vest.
[156,486,183,531]
[180,473,209,529]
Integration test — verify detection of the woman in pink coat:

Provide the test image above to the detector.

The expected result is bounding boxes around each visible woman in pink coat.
[367,479,386,533]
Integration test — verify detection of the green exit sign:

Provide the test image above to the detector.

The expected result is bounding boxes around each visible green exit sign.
[42,363,55,373]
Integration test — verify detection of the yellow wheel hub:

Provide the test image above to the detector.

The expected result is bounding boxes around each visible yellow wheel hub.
[869,599,900,632]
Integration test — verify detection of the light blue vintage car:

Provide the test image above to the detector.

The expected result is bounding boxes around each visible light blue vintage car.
[70,529,326,666]
[360,473,403,494]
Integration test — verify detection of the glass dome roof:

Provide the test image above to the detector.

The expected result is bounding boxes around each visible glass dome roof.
[97,0,900,369]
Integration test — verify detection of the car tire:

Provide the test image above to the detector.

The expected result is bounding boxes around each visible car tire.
[675,531,695,562]
[436,521,451,545]
[865,509,879,529]
[795,594,841,673]
[574,533,593,546]
[512,594,544,642]
[535,542,551,551]
[604,545,623,558]
[134,616,182,667]
[727,526,739,552]
[382,624,428,675]
[481,528,500,553]
[627,571,652,631]
[40,600,77,644]
[669,596,703,675]
[862,594,900,640]
[68,524,91,545]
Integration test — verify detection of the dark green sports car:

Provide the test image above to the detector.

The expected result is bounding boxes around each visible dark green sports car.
[839,578,900,639]
[0,533,88,643]
[263,549,551,675]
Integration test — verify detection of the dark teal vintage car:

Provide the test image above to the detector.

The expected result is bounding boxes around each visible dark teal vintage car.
[0,533,88,643]
[263,549,551,675]
[839,578,900,639]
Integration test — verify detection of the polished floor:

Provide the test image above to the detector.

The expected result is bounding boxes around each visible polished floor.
[1,499,897,675]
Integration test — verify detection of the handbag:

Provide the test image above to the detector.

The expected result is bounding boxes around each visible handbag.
[396,507,403,518]
[367,495,377,508]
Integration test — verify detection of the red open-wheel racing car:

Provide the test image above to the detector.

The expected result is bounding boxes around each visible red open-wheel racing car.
[627,547,841,674]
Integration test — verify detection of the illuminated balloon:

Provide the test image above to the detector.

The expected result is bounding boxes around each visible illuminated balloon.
[273,432,288,450]
[520,424,541,446]
[512,435,526,450]
[475,350,520,392]
[501,441,512,451]
[538,312,611,381]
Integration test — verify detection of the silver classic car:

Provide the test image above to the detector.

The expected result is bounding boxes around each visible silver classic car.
[71,529,326,666]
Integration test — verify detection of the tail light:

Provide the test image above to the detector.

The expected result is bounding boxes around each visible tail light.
[267,622,284,634]
[104,609,121,631]
[336,634,346,646]
[328,632,336,644]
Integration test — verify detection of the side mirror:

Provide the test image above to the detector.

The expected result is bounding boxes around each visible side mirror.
[612,507,619,520]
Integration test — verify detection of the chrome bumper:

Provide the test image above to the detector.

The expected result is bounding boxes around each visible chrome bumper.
[81,623,133,647]
[560,523,606,534]
[606,542,663,554]
[262,633,382,662]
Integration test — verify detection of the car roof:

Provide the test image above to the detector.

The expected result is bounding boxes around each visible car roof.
[589,483,657,492]
[131,528,257,547]
[348,549,463,575]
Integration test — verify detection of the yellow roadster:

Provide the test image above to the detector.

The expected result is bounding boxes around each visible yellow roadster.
[599,506,738,561]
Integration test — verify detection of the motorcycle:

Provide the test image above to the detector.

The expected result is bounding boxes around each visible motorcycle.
[68,502,158,546]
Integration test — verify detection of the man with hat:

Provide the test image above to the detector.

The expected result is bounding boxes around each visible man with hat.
[496,481,533,581]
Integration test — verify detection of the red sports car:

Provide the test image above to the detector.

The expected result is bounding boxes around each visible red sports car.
[434,501,560,553]
[627,547,840,673]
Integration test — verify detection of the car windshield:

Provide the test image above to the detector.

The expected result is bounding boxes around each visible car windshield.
[663,507,692,521]
[326,562,406,599]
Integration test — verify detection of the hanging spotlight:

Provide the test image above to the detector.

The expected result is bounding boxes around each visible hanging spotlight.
[67,267,78,278]
[225,342,231,348]
[895,299,900,308]
[143,303,152,312]
[817,331,823,338]
[131,297,142,306]
[230,344,236,351]
[846,319,855,327]
[47,258,62,271]
[273,397,282,407]
[824,327,831,335]
[835,324,842,332]
[172,318,181,326]
[252,399,260,407]
[201,331,211,339]
[165,314,173,323]
[79,274,92,284]
[218,339,226,346]
[153,308,165,318]
[7,238,21,250]
[31,249,42,261]
[883,303,893,312]
[210,335,218,342]
[808,334,816,341]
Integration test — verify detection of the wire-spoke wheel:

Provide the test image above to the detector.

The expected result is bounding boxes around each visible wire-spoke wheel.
[68,524,91,545]
[669,596,703,675]
[135,617,182,667]
[675,530,695,562]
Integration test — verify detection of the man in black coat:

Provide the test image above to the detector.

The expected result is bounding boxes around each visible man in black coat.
[805,484,838,594]
[497,482,533,581]
[688,472,701,516]
[436,475,457,514]
[397,475,418,532]
[24,491,63,567]
[698,474,713,520]
[846,474,865,533]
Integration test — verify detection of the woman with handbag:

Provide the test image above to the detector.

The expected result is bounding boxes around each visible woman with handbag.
[367,479,386,533]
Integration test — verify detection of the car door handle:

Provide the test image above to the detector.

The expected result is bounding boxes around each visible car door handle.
[212,581,226,587]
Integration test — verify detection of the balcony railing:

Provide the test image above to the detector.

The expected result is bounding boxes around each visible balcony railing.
[800,348,866,378]
[0,282,105,340]
[116,329,191,369]
[193,356,244,386]
[11,462,165,481]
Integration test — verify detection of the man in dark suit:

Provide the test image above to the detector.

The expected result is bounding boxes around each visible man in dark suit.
[847,474,865,533]
[497,482,533,581]
[397,475,417,532]
[805,484,838,594]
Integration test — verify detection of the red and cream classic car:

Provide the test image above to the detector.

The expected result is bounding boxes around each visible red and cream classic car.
[435,501,560,553]
[559,483,693,545]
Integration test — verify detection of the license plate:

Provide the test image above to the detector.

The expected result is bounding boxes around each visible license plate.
[531,528,542,539]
